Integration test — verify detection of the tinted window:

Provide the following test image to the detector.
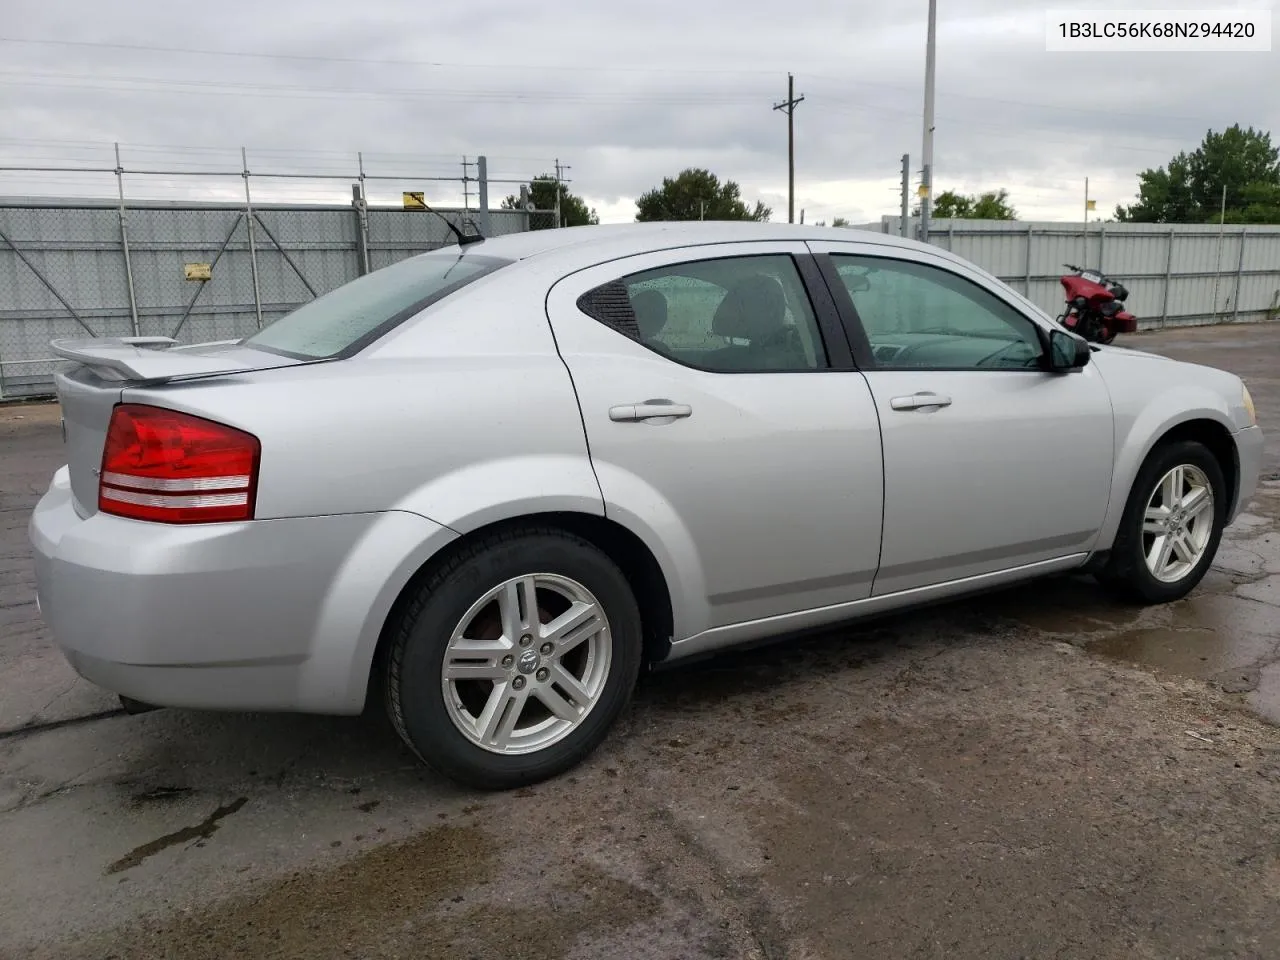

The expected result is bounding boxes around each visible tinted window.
[578,255,828,372]
[831,255,1043,370]
[245,252,509,359]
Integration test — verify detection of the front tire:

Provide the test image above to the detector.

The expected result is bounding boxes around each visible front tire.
[1098,440,1227,604]
[385,528,642,790]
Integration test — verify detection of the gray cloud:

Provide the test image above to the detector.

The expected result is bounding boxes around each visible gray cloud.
[2,0,1277,224]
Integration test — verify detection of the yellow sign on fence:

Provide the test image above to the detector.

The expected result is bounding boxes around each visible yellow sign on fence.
[402,192,426,210]
[183,262,212,282]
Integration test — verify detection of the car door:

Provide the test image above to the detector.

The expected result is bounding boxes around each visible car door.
[545,242,884,639]
[807,240,1115,597]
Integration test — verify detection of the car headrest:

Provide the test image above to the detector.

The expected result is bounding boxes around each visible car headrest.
[631,289,668,340]
[712,274,787,341]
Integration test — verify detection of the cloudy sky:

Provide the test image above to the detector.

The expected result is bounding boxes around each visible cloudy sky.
[1,0,1277,224]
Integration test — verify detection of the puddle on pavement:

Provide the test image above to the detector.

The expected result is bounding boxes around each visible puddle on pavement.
[1090,625,1276,688]
[60,822,659,960]
[1083,543,1280,723]
[106,797,248,875]
[982,517,1280,726]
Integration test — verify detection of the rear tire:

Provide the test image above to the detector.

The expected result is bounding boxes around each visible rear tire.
[1097,440,1226,604]
[385,527,642,790]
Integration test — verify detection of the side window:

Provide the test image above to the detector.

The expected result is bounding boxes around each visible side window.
[830,255,1044,370]
[577,254,828,372]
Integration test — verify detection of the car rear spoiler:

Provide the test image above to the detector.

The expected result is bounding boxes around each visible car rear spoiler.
[48,337,286,383]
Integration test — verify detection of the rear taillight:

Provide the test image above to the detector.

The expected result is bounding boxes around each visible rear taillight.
[98,404,260,524]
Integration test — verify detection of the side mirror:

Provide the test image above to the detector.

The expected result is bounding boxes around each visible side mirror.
[1047,328,1090,372]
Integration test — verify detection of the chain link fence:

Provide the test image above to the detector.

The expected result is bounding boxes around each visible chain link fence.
[0,146,572,398]
[0,198,533,399]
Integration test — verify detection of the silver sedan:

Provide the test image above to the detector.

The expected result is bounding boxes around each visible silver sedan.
[29,222,1265,789]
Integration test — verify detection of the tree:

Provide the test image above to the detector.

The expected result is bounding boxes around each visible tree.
[1115,125,1280,223]
[635,168,771,222]
[923,188,1017,220]
[969,189,1018,220]
[931,190,973,218]
[831,216,852,227]
[502,175,598,229]
[1225,182,1280,223]
[911,188,1016,220]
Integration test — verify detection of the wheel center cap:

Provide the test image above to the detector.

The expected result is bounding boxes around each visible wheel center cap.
[516,649,540,675]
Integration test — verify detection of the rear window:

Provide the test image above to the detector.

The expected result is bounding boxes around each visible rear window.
[244,252,510,359]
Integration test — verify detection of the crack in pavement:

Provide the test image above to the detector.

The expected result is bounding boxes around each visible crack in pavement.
[641,799,793,960]
[0,708,127,742]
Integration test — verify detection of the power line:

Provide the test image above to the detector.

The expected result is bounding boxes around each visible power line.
[0,70,773,105]
[0,36,795,76]
[0,67,1206,155]
[815,102,1188,157]
[797,72,1228,126]
[0,35,1244,128]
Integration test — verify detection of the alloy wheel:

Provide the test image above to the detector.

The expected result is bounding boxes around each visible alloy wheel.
[1142,463,1215,583]
[440,573,611,755]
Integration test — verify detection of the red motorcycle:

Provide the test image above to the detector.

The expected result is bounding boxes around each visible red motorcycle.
[1057,264,1137,345]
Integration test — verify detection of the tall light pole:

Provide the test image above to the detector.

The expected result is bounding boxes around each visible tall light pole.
[919,0,937,244]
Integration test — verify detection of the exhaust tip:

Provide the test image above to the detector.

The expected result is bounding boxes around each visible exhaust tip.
[119,696,163,715]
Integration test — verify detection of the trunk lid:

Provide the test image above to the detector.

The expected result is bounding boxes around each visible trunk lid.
[50,337,306,516]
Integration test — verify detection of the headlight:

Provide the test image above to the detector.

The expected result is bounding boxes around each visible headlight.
[1242,383,1257,427]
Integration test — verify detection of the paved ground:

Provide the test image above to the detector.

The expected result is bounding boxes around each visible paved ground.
[2,324,1280,960]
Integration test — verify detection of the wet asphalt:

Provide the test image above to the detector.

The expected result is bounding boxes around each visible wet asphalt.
[2,323,1279,960]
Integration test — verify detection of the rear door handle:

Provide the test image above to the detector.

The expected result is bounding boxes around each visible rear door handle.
[609,400,693,422]
[890,392,952,411]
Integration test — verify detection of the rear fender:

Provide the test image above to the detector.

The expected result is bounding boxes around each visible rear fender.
[393,455,705,640]
[297,510,458,713]
[589,460,708,641]
[392,454,606,534]
[311,457,704,711]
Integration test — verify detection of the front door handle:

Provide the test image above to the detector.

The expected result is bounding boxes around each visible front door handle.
[890,392,952,411]
[609,400,693,422]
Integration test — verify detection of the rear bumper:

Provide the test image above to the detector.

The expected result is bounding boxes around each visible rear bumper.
[1232,425,1265,521]
[29,466,457,714]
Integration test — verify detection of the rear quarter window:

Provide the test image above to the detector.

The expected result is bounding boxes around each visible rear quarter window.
[245,252,510,360]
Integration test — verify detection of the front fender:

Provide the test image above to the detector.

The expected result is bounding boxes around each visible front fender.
[1095,386,1239,550]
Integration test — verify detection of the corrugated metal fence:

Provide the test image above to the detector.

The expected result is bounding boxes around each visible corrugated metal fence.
[0,199,529,398]
[872,217,1280,331]
[6,206,1280,398]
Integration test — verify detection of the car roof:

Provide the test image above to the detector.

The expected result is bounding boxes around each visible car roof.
[446,221,930,263]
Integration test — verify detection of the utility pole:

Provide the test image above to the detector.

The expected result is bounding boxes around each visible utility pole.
[919,0,937,244]
[554,158,566,227]
[900,153,910,237]
[773,73,805,223]
[1212,181,1227,322]
[1083,176,1089,263]
[461,155,471,214]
